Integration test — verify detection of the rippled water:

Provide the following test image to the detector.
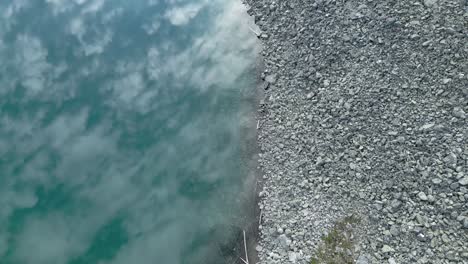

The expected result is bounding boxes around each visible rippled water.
[0,1,259,263]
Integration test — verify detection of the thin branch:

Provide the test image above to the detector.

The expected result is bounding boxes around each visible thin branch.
[240,256,248,264]
[248,26,261,37]
[243,230,249,264]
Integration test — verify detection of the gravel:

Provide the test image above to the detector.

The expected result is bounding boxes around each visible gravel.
[245,0,468,263]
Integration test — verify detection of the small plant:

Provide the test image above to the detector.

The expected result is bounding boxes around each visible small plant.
[310,214,361,264]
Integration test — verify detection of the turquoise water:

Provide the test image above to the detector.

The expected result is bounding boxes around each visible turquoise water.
[0,1,259,263]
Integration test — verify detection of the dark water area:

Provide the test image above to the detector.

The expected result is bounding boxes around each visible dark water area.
[0,1,260,263]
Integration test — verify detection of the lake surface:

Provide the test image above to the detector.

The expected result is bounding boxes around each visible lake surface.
[0,1,259,263]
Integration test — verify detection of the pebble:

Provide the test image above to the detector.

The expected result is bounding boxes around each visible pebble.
[288,251,298,262]
[356,254,370,264]
[382,245,395,253]
[424,0,438,7]
[265,74,277,84]
[432,178,442,184]
[306,92,315,99]
[459,177,468,186]
[441,234,450,243]
[419,123,434,131]
[418,192,428,201]
[452,107,466,119]
[278,234,290,248]
[390,226,400,236]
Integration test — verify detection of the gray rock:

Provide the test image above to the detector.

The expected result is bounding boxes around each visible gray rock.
[277,234,290,248]
[382,245,395,253]
[442,78,451,84]
[356,254,370,264]
[463,218,468,229]
[419,123,434,131]
[459,177,468,186]
[450,182,459,190]
[416,214,426,225]
[427,194,435,202]
[418,192,428,201]
[441,234,450,243]
[277,227,284,234]
[288,251,298,262]
[452,107,466,119]
[390,199,402,210]
[444,153,457,165]
[390,225,400,236]
[424,0,438,7]
[388,257,397,264]
[422,40,432,47]
[432,178,442,184]
[265,74,277,84]
[417,232,428,242]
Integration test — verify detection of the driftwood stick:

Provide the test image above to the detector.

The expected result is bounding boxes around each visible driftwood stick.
[248,26,260,36]
[243,230,249,264]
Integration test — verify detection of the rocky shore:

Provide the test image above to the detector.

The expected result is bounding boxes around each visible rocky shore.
[245,0,467,263]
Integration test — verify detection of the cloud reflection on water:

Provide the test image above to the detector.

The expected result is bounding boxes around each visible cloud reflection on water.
[0,0,259,263]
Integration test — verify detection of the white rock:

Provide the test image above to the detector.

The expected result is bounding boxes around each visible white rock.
[419,123,434,130]
[278,234,290,248]
[306,92,315,99]
[424,0,438,7]
[432,178,442,184]
[265,74,277,84]
[288,252,298,262]
[382,245,395,253]
[459,177,468,186]
[418,191,428,201]
[357,255,370,264]
[453,107,466,119]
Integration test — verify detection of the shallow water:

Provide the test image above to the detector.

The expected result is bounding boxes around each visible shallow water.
[0,1,259,263]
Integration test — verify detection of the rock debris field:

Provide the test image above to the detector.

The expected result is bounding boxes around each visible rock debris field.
[245,0,467,263]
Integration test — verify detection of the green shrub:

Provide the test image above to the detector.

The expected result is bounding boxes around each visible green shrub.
[310,215,360,264]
